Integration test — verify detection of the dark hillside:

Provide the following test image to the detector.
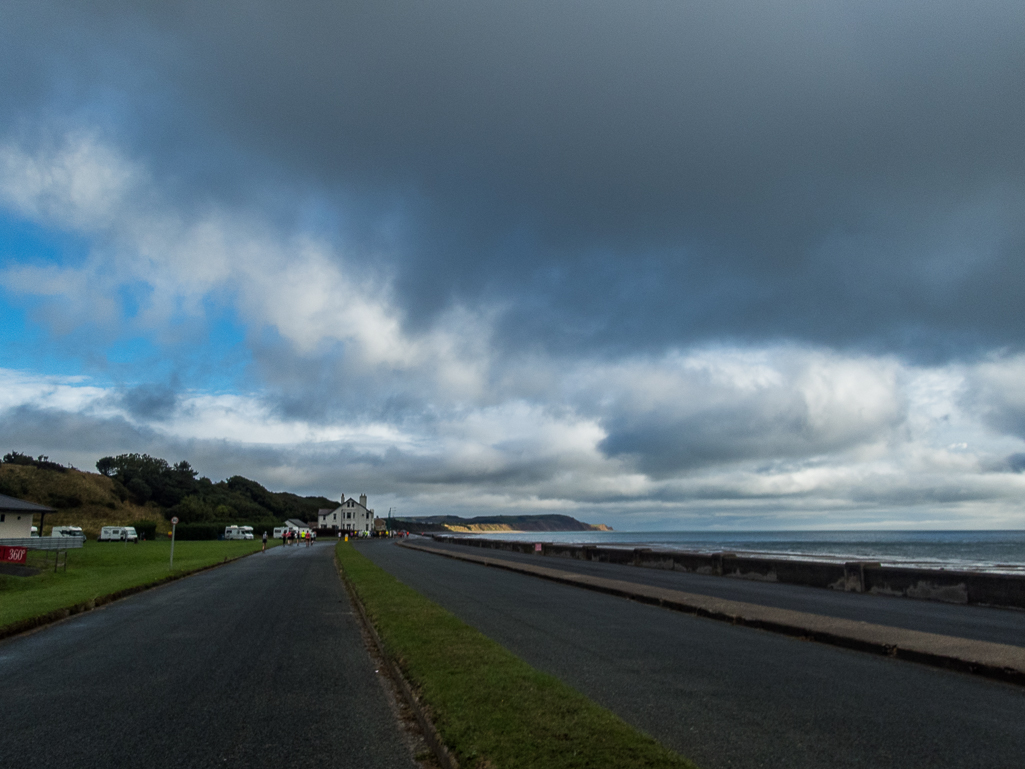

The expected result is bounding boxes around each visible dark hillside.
[0,452,335,537]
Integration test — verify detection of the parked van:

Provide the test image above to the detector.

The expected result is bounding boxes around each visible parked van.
[51,525,86,540]
[273,526,287,539]
[99,526,138,542]
[223,525,254,540]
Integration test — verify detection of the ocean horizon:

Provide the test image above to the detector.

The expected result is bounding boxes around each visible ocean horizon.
[455,529,1025,574]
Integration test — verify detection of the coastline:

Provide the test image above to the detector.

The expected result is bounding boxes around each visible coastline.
[456,529,1025,575]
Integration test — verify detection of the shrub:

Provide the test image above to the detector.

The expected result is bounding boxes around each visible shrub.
[173,523,222,540]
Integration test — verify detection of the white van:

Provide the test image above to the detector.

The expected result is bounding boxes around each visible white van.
[99,526,138,542]
[51,525,86,540]
[273,526,287,539]
[223,525,254,540]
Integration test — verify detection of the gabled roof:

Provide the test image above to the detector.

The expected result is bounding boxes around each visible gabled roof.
[334,497,370,514]
[0,493,56,513]
[284,518,310,527]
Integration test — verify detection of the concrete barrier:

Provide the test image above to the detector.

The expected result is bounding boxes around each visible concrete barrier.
[431,535,1025,611]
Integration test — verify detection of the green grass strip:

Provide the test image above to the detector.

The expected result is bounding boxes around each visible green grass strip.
[337,541,698,769]
[0,539,270,632]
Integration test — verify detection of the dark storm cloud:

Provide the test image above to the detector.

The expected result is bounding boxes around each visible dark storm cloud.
[120,383,180,421]
[4,0,1025,361]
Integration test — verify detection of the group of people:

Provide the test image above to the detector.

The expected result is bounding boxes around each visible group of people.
[281,529,316,547]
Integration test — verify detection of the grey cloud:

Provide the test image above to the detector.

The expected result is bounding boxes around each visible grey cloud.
[599,397,900,477]
[1005,454,1025,473]
[120,383,180,421]
[4,1,1025,362]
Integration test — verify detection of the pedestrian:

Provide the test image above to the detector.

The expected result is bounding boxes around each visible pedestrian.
[262,530,268,552]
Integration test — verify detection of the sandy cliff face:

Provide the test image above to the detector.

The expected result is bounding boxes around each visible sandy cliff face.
[428,515,612,533]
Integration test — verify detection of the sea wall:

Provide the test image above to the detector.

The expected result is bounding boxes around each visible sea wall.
[431,535,1025,611]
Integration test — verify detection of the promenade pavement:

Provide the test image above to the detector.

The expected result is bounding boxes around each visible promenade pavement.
[404,539,1025,684]
[415,538,1025,647]
[361,538,1025,769]
[0,543,418,769]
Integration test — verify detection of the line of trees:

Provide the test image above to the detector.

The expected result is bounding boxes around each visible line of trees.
[95,453,335,525]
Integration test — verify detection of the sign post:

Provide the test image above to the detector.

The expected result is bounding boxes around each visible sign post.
[169,516,179,569]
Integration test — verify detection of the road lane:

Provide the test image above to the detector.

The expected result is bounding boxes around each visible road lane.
[0,543,417,769]
[361,539,1025,769]
[419,538,1025,647]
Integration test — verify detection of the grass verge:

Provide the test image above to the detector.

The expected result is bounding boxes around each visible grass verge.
[336,541,698,769]
[0,539,270,635]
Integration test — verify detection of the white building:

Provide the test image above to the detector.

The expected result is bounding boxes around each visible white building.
[283,518,312,536]
[318,494,374,534]
[0,493,54,539]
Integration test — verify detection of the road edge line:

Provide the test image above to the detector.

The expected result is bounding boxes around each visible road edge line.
[334,550,460,769]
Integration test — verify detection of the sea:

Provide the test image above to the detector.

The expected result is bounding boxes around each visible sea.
[458,530,1025,574]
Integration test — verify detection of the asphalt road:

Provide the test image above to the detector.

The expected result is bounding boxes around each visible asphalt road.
[0,543,417,769]
[362,539,1025,769]
[421,539,1025,647]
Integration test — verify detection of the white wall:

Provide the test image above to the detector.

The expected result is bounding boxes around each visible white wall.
[0,512,34,539]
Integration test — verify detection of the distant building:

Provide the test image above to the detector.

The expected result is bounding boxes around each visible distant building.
[283,518,312,536]
[318,493,374,534]
[0,493,54,539]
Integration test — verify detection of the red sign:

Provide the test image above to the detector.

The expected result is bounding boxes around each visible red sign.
[0,546,27,564]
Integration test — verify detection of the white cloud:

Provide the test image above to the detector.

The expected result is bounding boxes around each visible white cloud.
[0,132,492,396]
[3,132,1025,529]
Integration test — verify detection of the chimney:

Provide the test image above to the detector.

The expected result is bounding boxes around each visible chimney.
[359,493,367,508]
[340,493,345,504]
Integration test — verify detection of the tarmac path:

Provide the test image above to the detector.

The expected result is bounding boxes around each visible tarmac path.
[0,543,417,769]
[361,539,1025,769]
[417,538,1025,647]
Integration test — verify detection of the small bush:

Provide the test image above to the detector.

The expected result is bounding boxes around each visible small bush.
[49,493,83,509]
[172,522,222,540]
[2,451,67,473]
[126,477,153,503]
[111,481,130,502]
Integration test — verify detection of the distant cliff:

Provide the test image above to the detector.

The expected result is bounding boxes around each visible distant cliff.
[393,514,612,533]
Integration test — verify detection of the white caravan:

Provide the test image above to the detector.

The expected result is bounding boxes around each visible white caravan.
[51,525,86,540]
[98,526,138,542]
[223,525,254,540]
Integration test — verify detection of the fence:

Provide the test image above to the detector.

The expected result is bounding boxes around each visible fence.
[0,537,85,550]
[0,537,83,573]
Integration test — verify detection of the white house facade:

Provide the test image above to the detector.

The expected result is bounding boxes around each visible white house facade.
[318,494,374,534]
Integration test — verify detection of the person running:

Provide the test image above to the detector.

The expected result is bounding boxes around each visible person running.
[262,530,268,552]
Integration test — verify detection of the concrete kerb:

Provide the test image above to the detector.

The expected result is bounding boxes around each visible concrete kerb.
[399,540,1025,688]
[334,551,459,769]
[0,549,262,643]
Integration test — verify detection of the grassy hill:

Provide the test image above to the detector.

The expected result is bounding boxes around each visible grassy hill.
[0,464,162,537]
[0,452,336,538]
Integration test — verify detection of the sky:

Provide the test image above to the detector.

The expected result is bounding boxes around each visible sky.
[2,0,1025,530]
